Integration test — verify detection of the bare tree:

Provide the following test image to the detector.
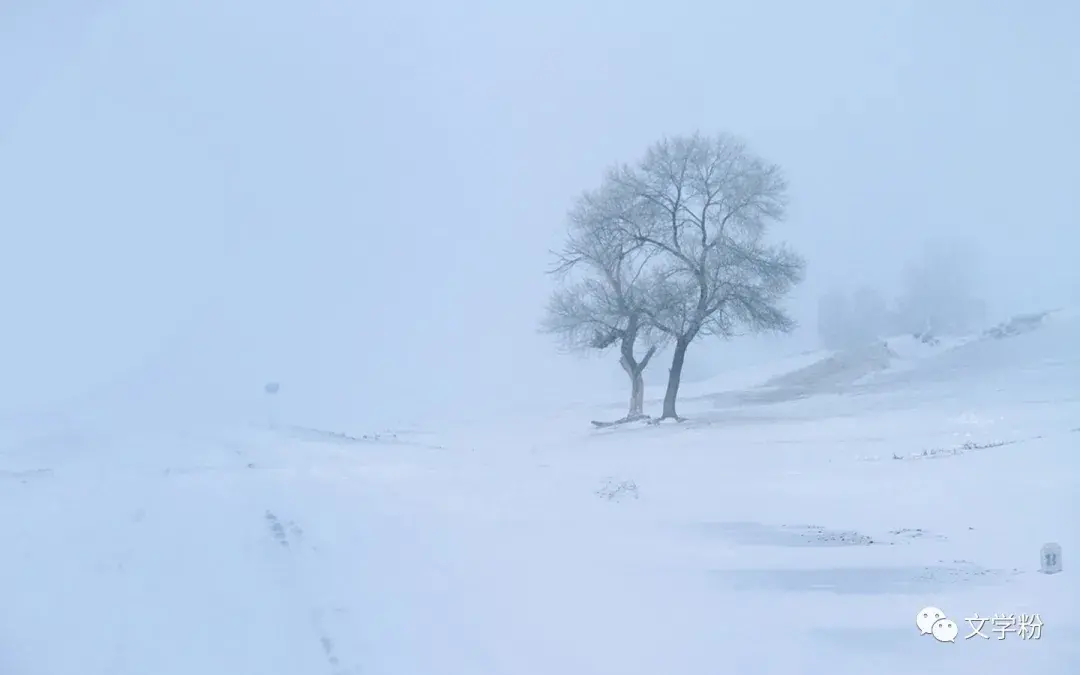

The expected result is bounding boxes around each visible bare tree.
[541,186,663,421]
[818,285,890,349]
[816,289,851,350]
[893,238,985,337]
[607,133,805,419]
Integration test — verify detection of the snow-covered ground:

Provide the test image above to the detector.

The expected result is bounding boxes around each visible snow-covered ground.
[2,311,1077,674]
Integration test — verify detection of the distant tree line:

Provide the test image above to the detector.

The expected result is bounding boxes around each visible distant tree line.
[816,239,986,350]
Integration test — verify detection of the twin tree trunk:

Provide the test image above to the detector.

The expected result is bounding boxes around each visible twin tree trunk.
[620,335,689,421]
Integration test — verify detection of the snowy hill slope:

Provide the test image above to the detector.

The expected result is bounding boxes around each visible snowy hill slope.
[865,309,1079,392]
[1,310,1077,674]
[657,309,1080,417]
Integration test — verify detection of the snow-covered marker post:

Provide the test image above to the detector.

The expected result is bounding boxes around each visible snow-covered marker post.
[264,381,280,430]
[1040,542,1062,574]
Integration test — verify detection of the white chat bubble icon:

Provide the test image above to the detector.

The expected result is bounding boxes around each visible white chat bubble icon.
[917,607,946,635]
[932,617,958,643]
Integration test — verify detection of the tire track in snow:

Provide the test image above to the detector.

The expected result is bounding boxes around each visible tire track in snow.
[257,472,585,675]
[261,509,356,675]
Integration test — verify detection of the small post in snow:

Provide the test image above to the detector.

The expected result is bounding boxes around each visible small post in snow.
[1040,542,1062,574]
[264,381,280,430]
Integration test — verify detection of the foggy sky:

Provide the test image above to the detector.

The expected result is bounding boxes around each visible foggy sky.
[1,0,1076,428]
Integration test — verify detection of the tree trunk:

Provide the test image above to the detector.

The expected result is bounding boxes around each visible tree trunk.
[661,338,689,420]
[619,354,636,417]
[630,366,645,417]
[620,339,656,419]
